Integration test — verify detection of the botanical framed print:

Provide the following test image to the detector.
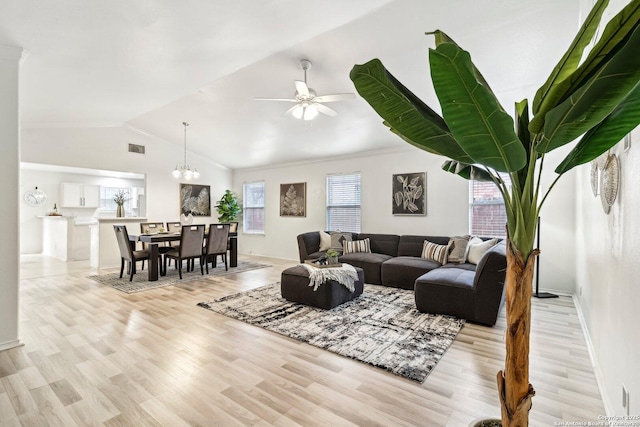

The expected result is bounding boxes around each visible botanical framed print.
[392,172,426,215]
[180,184,211,216]
[280,182,306,217]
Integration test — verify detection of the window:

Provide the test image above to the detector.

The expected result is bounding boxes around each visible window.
[469,174,511,237]
[100,186,133,213]
[243,181,265,234]
[326,173,361,232]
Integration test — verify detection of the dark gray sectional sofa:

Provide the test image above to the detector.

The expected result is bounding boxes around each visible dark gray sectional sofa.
[296,231,507,326]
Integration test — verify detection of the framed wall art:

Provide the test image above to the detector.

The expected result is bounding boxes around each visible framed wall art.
[392,172,426,215]
[280,182,306,217]
[180,184,211,216]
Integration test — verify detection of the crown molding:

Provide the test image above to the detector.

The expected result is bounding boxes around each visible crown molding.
[21,122,123,129]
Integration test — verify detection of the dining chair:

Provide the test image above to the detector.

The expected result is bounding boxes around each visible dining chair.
[164,225,206,279]
[114,225,157,281]
[140,222,174,269]
[204,223,230,272]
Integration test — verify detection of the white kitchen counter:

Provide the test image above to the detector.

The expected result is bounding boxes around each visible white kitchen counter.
[39,216,94,261]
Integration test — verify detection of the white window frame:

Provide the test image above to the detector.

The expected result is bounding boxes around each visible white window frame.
[469,173,510,238]
[243,181,265,235]
[326,172,361,233]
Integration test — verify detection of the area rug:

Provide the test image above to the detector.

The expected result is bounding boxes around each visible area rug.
[197,283,464,382]
[88,260,270,294]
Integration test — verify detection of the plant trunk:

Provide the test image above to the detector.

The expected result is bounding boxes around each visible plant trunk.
[497,239,538,426]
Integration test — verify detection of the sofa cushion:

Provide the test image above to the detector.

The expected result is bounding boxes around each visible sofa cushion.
[343,238,371,254]
[339,252,392,285]
[356,233,400,257]
[467,237,499,264]
[439,262,476,271]
[447,235,471,263]
[381,256,441,290]
[319,230,332,251]
[330,232,352,253]
[397,235,450,257]
[421,240,449,264]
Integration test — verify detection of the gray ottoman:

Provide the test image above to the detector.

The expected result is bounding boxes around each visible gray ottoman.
[281,265,364,309]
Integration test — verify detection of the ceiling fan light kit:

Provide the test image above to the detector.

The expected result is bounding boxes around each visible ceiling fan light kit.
[254,59,355,120]
[172,121,200,180]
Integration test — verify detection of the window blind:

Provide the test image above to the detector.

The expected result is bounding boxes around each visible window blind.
[326,173,361,232]
[469,173,510,237]
[243,181,265,234]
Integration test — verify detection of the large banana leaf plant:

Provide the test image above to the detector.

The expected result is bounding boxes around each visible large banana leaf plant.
[350,0,640,425]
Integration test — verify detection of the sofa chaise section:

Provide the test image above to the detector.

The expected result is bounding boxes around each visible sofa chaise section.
[414,242,507,326]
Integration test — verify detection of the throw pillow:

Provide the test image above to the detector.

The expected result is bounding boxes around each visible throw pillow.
[319,230,332,252]
[421,240,449,265]
[466,238,499,265]
[447,235,471,264]
[330,232,352,253]
[343,238,371,254]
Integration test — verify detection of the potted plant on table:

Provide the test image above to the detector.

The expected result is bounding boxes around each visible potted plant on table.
[215,189,241,222]
[350,0,640,424]
[326,249,340,265]
[113,190,130,218]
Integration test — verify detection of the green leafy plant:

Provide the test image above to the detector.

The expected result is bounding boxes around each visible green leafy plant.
[215,189,241,222]
[326,249,339,258]
[350,1,640,424]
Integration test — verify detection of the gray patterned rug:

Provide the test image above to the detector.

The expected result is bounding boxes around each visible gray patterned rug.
[88,260,270,294]
[198,283,464,382]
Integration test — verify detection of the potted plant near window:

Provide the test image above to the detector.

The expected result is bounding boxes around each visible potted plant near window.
[350,1,640,424]
[215,190,241,222]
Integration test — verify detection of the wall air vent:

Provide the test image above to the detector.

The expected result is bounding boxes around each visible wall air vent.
[128,143,145,154]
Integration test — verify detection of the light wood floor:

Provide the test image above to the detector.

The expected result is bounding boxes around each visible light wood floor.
[2,254,604,426]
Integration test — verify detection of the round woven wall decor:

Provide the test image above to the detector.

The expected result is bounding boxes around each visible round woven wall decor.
[600,154,620,214]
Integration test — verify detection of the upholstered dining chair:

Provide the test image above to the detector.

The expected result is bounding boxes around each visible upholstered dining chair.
[140,222,174,269]
[114,225,157,281]
[204,223,230,272]
[163,225,206,279]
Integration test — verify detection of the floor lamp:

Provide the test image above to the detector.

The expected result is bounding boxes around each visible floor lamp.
[534,216,558,299]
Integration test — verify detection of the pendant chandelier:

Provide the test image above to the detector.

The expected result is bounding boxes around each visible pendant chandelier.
[172,121,200,180]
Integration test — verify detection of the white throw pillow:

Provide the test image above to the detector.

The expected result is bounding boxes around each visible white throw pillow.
[319,230,332,251]
[466,238,499,265]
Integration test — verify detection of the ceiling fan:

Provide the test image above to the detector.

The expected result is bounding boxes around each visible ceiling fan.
[254,59,355,120]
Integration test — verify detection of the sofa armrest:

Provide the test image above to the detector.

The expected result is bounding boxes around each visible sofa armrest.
[472,242,507,324]
[297,232,321,262]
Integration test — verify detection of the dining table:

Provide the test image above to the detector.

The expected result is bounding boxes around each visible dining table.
[128,230,238,281]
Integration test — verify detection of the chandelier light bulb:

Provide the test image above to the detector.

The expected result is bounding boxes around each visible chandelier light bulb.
[171,121,199,179]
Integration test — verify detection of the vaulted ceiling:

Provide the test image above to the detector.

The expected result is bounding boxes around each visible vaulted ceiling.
[4,0,582,169]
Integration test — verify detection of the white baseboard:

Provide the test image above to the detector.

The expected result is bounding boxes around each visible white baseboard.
[572,294,613,416]
[0,339,23,352]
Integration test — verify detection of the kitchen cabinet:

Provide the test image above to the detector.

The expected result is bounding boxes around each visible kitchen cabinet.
[60,183,100,208]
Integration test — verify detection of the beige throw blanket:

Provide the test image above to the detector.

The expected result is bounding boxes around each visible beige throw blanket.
[300,263,359,292]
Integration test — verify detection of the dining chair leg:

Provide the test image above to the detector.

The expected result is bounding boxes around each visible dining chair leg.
[119,258,125,278]
[224,253,228,271]
[178,259,183,279]
[200,256,204,275]
[129,261,135,281]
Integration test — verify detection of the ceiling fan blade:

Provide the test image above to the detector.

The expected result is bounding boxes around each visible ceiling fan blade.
[254,97,298,102]
[314,93,356,103]
[294,80,310,97]
[315,103,337,117]
[283,105,300,116]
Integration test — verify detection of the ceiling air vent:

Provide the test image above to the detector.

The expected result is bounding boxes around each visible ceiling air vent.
[128,143,145,154]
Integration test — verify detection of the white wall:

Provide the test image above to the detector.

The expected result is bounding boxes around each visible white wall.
[233,146,577,294]
[0,45,24,351]
[20,168,144,254]
[20,125,233,248]
[575,126,640,415]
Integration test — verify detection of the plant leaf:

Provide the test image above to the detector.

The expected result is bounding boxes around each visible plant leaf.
[350,59,473,163]
[441,160,497,182]
[394,192,403,206]
[538,24,640,153]
[555,81,640,174]
[531,0,609,125]
[429,43,526,172]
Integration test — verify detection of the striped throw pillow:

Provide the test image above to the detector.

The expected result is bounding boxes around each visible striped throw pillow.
[343,238,371,254]
[421,240,449,264]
